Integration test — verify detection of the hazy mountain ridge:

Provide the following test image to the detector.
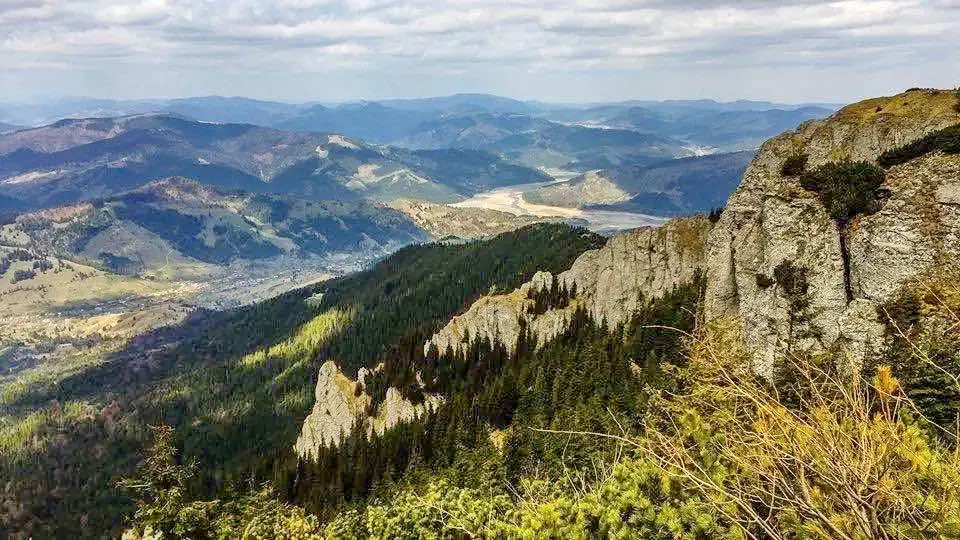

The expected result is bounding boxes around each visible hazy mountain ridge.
[612,105,833,149]
[0,114,549,210]
[0,95,836,165]
[395,112,683,170]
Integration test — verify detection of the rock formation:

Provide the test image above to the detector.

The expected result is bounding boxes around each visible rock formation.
[298,89,960,458]
[295,360,442,459]
[704,89,960,376]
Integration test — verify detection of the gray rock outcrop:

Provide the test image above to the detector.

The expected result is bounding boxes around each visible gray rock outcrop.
[294,360,371,459]
[704,89,960,377]
[295,360,442,459]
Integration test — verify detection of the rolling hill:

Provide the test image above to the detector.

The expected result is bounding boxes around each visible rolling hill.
[0,114,549,209]
[0,177,427,277]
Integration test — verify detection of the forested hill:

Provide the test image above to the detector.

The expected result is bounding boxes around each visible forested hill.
[0,223,602,538]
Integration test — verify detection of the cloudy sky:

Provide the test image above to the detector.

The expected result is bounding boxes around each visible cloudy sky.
[1,0,958,103]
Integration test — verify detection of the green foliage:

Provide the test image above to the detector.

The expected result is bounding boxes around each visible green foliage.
[117,425,212,537]
[779,152,808,176]
[876,277,960,432]
[771,259,815,347]
[120,426,326,540]
[877,123,960,168]
[754,272,774,289]
[707,206,724,224]
[799,160,886,227]
[524,276,574,316]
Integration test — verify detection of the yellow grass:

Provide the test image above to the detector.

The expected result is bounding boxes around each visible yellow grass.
[833,88,960,125]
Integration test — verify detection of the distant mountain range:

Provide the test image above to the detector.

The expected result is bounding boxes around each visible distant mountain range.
[0,177,427,276]
[0,93,837,224]
[0,93,840,127]
[394,112,683,170]
[0,114,549,210]
[0,94,836,157]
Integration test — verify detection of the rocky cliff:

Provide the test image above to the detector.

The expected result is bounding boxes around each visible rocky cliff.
[428,216,711,355]
[428,89,960,378]
[704,88,960,376]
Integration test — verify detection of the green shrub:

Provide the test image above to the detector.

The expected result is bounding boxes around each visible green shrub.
[779,153,808,176]
[773,260,807,295]
[799,161,886,226]
[877,123,960,168]
[755,273,774,289]
[707,206,724,224]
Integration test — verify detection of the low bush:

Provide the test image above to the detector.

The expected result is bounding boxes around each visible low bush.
[779,153,808,176]
[877,123,960,168]
[11,269,36,283]
[707,206,724,224]
[799,161,886,226]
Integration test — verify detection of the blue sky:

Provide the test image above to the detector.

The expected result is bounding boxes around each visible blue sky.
[1,0,958,103]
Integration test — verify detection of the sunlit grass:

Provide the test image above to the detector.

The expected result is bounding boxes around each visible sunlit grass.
[0,349,105,406]
[239,307,353,370]
[0,400,95,460]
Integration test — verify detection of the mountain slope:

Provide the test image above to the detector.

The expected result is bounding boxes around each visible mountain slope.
[0,115,548,208]
[0,223,602,538]
[1,177,426,276]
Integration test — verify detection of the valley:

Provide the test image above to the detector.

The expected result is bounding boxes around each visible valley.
[451,180,668,233]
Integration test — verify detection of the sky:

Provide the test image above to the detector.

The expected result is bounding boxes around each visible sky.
[0,0,958,104]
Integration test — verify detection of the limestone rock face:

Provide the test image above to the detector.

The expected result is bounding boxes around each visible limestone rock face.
[294,360,369,459]
[704,89,960,377]
[428,217,711,355]
[370,388,444,437]
[295,361,442,459]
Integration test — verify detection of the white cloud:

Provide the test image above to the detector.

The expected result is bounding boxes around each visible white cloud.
[0,0,956,102]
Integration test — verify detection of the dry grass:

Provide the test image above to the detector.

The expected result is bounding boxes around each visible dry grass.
[640,318,960,539]
[833,88,960,125]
